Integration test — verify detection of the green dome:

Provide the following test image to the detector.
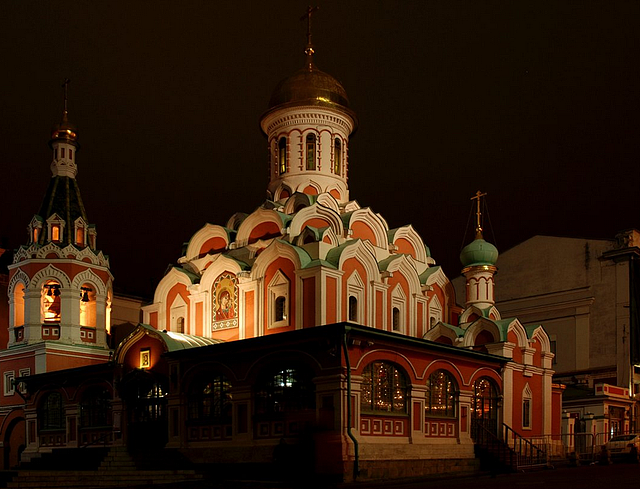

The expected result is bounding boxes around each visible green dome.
[460,238,498,267]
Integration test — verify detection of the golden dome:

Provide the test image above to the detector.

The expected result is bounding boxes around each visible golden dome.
[49,111,78,147]
[265,57,357,129]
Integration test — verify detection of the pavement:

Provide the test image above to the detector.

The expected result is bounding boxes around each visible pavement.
[127,461,640,489]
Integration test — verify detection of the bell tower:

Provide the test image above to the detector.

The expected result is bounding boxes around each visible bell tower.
[4,81,112,376]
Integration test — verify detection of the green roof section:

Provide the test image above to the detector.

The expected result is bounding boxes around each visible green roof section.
[275,239,312,268]
[378,254,402,272]
[419,265,441,283]
[138,323,223,351]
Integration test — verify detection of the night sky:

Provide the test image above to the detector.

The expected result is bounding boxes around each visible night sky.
[1,1,638,300]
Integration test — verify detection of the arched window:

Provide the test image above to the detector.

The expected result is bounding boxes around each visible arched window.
[334,138,342,175]
[187,373,232,423]
[40,392,65,431]
[255,366,315,415]
[361,361,407,414]
[177,317,185,334]
[80,387,112,428]
[472,377,500,435]
[42,280,61,323]
[278,137,287,175]
[392,307,400,331]
[12,283,25,328]
[79,284,96,327]
[425,370,458,418]
[305,134,316,170]
[348,296,358,322]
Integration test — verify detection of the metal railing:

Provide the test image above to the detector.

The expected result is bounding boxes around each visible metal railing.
[471,419,549,471]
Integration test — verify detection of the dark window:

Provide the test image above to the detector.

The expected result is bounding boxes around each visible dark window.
[275,296,286,322]
[278,137,287,175]
[187,373,232,423]
[40,392,65,430]
[348,296,358,322]
[255,367,315,415]
[306,134,316,170]
[392,307,400,331]
[426,370,457,418]
[522,398,531,428]
[361,361,407,414]
[80,387,112,428]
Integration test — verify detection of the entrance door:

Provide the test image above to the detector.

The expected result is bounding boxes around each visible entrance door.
[121,372,168,450]
[472,377,500,436]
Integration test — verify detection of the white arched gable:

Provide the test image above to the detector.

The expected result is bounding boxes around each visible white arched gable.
[423,322,459,344]
[225,212,248,231]
[275,184,294,202]
[8,270,29,295]
[153,267,194,305]
[385,255,422,296]
[71,269,108,296]
[296,180,322,195]
[288,203,343,239]
[461,319,501,348]
[347,208,389,249]
[73,246,100,265]
[184,224,230,261]
[423,266,450,290]
[507,319,530,349]
[251,240,308,280]
[13,247,30,263]
[236,208,285,246]
[529,325,552,353]
[392,225,428,263]
[283,192,313,214]
[200,254,244,292]
[315,192,340,213]
[344,200,361,213]
[35,242,64,260]
[337,240,381,284]
[29,264,71,290]
[459,305,487,324]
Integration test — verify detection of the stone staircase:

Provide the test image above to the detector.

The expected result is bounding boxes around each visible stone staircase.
[4,446,205,488]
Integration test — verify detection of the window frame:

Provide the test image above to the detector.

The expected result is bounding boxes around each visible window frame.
[360,361,408,415]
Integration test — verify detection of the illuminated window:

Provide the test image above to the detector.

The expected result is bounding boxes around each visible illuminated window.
[255,366,315,415]
[42,280,62,323]
[79,285,96,327]
[426,370,458,418]
[40,392,65,430]
[334,138,341,175]
[12,283,25,328]
[76,227,84,246]
[361,361,407,414]
[278,137,287,175]
[80,387,112,428]
[51,224,60,242]
[306,134,316,170]
[187,373,232,423]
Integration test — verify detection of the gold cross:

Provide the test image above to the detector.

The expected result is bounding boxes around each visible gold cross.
[300,6,319,54]
[470,190,487,239]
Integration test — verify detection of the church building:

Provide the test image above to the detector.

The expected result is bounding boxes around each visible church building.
[2,23,562,482]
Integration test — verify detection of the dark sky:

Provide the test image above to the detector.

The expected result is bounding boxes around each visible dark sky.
[1,1,638,300]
